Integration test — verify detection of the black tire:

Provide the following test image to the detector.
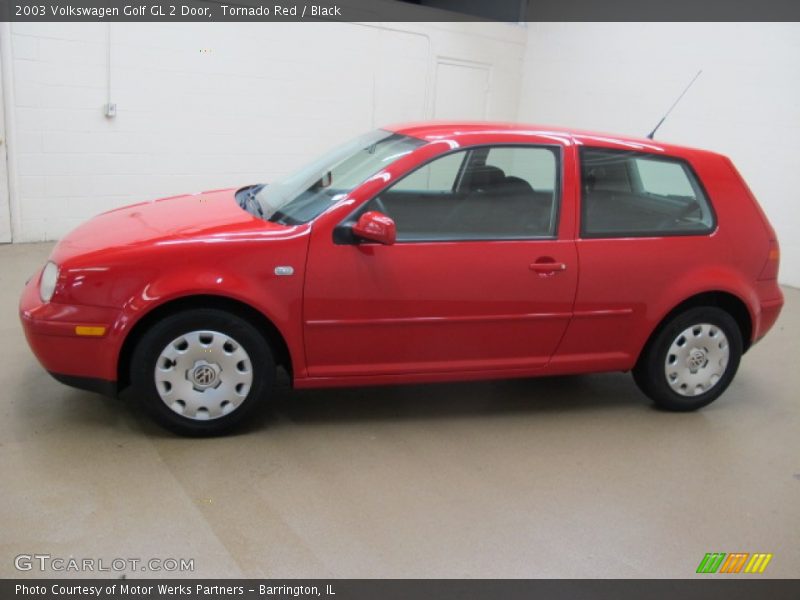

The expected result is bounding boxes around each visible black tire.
[633,306,743,411]
[130,308,274,436]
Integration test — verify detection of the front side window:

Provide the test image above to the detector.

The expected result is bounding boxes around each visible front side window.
[391,152,464,193]
[580,147,714,237]
[244,129,425,225]
[363,145,560,241]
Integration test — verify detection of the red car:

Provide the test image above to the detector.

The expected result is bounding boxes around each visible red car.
[20,122,783,435]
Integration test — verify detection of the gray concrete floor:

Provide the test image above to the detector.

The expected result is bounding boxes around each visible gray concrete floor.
[1,242,798,579]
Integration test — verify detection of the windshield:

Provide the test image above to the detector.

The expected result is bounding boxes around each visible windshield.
[250,129,425,225]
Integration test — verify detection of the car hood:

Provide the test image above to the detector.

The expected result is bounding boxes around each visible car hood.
[51,187,290,263]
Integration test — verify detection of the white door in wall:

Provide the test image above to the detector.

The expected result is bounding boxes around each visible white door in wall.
[0,63,10,243]
[433,59,490,120]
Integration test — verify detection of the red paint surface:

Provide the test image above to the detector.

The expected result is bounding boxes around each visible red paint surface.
[19,123,784,389]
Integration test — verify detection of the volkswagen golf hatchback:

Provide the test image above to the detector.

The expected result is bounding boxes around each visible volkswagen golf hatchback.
[20,123,784,435]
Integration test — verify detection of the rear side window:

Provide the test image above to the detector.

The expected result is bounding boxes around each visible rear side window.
[580,148,715,237]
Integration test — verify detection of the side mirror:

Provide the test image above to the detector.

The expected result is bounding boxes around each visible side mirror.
[352,211,396,245]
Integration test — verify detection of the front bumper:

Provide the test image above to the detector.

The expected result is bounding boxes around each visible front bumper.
[19,274,122,396]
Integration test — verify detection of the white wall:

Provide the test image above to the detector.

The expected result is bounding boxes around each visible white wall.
[518,22,800,287]
[0,52,10,243]
[0,21,525,242]
[3,21,797,287]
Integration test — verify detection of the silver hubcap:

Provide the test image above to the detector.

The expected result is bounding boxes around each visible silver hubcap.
[154,330,253,420]
[664,323,729,397]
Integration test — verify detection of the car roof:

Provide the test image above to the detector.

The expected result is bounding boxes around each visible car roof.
[386,121,720,158]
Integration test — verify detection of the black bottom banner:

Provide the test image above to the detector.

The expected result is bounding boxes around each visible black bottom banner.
[4,579,800,600]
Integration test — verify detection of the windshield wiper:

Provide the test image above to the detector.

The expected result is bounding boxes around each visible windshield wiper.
[237,184,266,217]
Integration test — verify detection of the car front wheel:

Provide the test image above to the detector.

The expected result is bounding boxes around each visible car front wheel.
[131,308,274,435]
[633,306,743,411]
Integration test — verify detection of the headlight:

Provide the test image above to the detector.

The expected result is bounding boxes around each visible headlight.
[39,261,60,302]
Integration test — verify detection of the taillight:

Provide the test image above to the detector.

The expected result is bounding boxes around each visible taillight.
[758,239,780,280]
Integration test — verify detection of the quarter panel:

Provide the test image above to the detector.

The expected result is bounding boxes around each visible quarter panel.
[559,149,769,370]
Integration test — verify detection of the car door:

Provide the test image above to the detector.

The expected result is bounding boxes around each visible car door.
[302,143,578,379]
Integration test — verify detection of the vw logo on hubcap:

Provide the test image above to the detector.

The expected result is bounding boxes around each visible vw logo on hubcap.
[190,363,219,389]
[687,348,708,371]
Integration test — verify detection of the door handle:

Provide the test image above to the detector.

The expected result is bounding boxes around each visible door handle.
[529,260,567,274]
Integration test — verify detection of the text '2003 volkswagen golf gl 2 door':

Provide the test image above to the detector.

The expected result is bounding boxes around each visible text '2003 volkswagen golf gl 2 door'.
[20,123,784,435]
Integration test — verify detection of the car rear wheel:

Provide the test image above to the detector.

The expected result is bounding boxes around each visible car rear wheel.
[633,306,743,411]
[131,308,274,435]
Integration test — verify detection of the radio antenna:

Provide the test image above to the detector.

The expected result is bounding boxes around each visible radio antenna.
[646,70,703,140]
